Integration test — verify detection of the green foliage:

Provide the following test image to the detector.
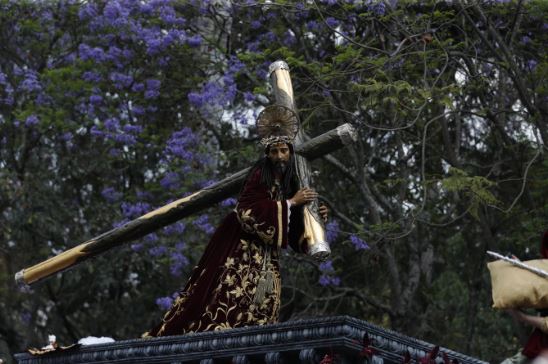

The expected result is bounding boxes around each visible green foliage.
[442,168,501,219]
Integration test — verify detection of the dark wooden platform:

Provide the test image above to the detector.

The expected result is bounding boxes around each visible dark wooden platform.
[14,316,487,364]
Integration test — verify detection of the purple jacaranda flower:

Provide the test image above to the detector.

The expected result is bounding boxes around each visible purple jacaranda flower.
[159,5,177,23]
[283,31,296,46]
[109,148,121,157]
[144,78,161,98]
[187,34,202,47]
[325,17,339,28]
[262,31,276,43]
[78,44,107,63]
[250,20,261,29]
[20,311,32,324]
[122,48,133,60]
[131,104,145,115]
[25,115,39,127]
[188,92,203,108]
[350,234,369,250]
[149,245,168,257]
[113,133,137,145]
[13,65,24,77]
[89,95,103,105]
[132,83,145,92]
[1,95,14,106]
[101,187,122,203]
[20,72,42,92]
[90,125,105,137]
[236,113,248,125]
[295,2,309,19]
[0,71,7,85]
[521,35,531,44]
[193,214,215,235]
[162,29,184,48]
[160,172,180,190]
[104,117,119,131]
[228,57,245,74]
[103,2,122,21]
[243,92,255,102]
[163,222,186,236]
[165,128,198,159]
[123,124,143,134]
[36,93,52,106]
[256,67,268,79]
[131,243,144,252]
[319,274,341,286]
[306,20,320,31]
[319,260,335,272]
[121,201,151,219]
[78,3,98,20]
[155,296,173,310]
[170,252,189,276]
[83,71,102,83]
[145,233,159,243]
[369,2,386,16]
[145,35,163,55]
[221,197,237,207]
[140,3,153,14]
[131,242,144,252]
[110,72,133,89]
[144,89,160,99]
[326,220,340,243]
[246,40,260,52]
[527,59,538,71]
[60,132,73,142]
[319,0,337,5]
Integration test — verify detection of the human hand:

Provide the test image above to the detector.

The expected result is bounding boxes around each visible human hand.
[289,187,318,206]
[319,203,328,222]
[505,308,524,322]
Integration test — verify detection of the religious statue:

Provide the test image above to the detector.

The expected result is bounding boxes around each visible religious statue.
[144,105,328,336]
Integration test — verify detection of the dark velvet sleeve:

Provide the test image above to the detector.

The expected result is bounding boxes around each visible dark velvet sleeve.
[235,169,290,248]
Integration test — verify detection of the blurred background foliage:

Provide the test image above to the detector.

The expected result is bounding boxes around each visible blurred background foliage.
[1,0,547,362]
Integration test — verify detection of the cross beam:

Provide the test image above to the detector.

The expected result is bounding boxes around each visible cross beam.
[15,124,356,287]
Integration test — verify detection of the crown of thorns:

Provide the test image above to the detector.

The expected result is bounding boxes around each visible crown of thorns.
[256,105,299,147]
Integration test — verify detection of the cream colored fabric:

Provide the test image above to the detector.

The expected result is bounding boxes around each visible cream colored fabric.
[488,259,548,309]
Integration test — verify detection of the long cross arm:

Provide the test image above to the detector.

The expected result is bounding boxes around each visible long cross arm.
[15,123,356,287]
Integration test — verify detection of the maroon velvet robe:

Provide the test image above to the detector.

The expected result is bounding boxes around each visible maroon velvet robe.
[145,168,305,337]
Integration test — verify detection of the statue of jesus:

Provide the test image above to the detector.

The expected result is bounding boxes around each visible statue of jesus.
[144,135,327,337]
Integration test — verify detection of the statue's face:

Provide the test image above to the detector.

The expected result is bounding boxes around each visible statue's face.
[267,143,291,174]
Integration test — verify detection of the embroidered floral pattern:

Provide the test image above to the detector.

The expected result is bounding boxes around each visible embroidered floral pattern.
[236,208,276,245]
[200,239,281,331]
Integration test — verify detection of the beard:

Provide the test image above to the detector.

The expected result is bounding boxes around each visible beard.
[274,161,287,175]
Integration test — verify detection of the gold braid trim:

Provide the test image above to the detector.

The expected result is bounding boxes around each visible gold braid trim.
[276,201,283,248]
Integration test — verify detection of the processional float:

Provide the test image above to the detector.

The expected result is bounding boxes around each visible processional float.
[15,60,357,287]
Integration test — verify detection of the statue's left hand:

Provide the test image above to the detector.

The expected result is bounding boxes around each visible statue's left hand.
[319,204,329,222]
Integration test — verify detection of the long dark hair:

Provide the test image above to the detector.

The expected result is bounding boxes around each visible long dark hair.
[242,145,298,199]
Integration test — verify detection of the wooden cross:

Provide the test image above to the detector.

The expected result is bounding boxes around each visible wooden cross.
[15,61,357,287]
